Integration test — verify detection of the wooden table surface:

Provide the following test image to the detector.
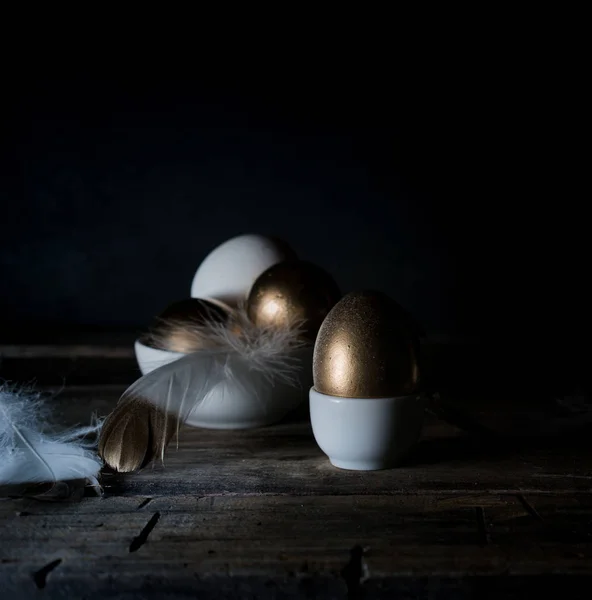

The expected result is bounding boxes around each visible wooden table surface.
[0,342,591,599]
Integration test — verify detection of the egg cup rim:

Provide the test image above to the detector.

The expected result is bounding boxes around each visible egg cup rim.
[135,337,188,355]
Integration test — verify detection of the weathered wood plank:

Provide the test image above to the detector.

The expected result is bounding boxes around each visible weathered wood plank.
[1,494,591,598]
[103,416,592,496]
[1,342,590,597]
[1,386,589,498]
[0,356,140,385]
[2,495,590,562]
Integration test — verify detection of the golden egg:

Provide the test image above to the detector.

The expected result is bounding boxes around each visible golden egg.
[141,298,230,353]
[247,260,341,341]
[313,290,420,398]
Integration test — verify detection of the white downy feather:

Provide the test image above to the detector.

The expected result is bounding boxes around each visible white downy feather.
[107,305,309,465]
[146,303,308,386]
[0,384,103,488]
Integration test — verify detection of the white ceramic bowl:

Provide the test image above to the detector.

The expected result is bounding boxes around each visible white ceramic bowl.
[134,339,312,429]
[135,340,185,375]
[309,388,426,470]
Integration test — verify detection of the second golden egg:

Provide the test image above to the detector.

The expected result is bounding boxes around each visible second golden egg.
[312,290,420,398]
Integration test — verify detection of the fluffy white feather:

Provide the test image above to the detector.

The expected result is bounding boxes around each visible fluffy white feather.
[0,383,103,488]
[130,305,307,416]
[147,303,307,385]
[100,305,310,471]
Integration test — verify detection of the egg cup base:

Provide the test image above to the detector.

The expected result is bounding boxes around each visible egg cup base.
[310,387,425,471]
[329,458,397,471]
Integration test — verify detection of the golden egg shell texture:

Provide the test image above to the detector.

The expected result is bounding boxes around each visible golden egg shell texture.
[247,260,341,341]
[313,290,420,398]
[142,298,229,353]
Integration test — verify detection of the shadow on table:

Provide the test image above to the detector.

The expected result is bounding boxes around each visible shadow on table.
[407,418,592,468]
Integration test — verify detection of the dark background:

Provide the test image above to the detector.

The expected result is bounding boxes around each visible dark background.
[0,57,587,393]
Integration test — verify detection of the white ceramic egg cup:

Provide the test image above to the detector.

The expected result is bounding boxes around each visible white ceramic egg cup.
[135,340,312,429]
[309,387,426,470]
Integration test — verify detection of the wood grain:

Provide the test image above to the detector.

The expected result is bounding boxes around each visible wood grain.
[2,386,585,499]
[1,494,591,598]
[0,343,591,599]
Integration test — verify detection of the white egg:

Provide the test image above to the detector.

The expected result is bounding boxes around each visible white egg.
[190,234,294,305]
